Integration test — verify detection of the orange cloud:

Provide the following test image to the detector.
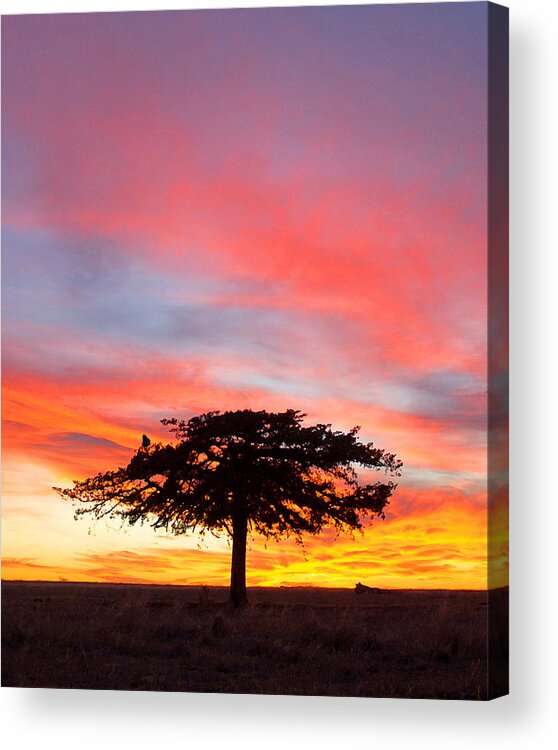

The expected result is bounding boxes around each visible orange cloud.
[2,8,494,592]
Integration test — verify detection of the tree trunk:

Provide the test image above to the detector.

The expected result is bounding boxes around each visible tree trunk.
[229,512,248,609]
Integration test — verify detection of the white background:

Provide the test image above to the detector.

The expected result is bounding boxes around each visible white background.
[1,0,556,748]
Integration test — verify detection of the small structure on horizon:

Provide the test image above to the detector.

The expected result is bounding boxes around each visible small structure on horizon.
[355,582,382,595]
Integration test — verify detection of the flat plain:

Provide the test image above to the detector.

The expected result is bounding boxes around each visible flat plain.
[2,581,493,699]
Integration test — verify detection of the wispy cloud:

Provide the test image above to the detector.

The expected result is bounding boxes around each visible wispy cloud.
[2,5,490,589]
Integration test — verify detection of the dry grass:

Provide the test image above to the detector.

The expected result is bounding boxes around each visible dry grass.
[1,582,494,699]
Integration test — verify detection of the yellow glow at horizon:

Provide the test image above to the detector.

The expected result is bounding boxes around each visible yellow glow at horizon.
[2,450,499,590]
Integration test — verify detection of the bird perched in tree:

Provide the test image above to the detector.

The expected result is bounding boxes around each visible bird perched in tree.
[141,434,151,449]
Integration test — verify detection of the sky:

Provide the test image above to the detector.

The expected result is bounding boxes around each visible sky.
[1,3,501,589]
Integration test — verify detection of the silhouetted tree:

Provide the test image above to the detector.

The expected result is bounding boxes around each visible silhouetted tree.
[55,409,402,608]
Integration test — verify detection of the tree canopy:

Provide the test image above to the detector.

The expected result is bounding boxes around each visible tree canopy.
[56,409,402,607]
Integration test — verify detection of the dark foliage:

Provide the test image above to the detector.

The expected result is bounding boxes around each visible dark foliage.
[55,409,402,606]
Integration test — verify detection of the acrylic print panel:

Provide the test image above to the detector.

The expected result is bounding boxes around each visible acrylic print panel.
[1,2,508,699]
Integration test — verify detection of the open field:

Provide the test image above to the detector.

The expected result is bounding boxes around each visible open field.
[2,582,495,699]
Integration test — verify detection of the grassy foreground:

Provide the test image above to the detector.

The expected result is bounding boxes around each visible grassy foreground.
[2,581,491,699]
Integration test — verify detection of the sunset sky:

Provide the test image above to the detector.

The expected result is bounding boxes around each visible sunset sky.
[2,3,497,589]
